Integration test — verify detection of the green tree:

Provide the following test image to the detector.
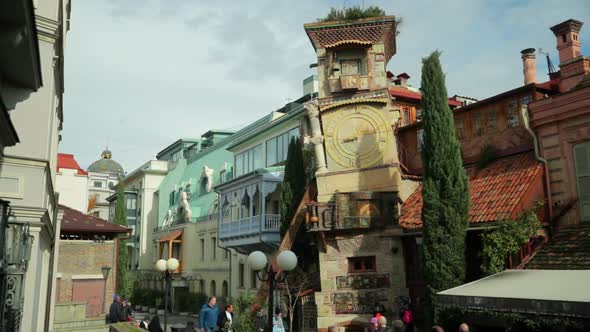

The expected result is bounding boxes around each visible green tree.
[280,137,306,236]
[419,51,470,324]
[114,186,130,297]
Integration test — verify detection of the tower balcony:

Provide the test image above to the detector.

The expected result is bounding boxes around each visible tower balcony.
[328,74,370,93]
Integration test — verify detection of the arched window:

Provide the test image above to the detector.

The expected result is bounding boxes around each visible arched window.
[199,279,205,294]
[210,280,217,297]
[222,281,228,298]
[200,177,208,195]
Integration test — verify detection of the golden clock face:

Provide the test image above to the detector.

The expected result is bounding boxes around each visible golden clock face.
[324,105,387,169]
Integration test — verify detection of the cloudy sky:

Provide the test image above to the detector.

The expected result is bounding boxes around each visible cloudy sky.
[60,0,590,172]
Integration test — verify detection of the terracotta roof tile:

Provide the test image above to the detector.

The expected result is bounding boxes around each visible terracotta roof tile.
[158,230,183,242]
[389,87,462,107]
[400,153,544,229]
[525,224,590,270]
[60,204,129,234]
[305,17,396,50]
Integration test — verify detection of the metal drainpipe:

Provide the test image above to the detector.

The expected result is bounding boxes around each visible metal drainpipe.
[215,189,233,299]
[521,105,554,221]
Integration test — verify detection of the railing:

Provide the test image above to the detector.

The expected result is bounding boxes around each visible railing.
[153,214,215,232]
[219,214,281,240]
[306,202,387,231]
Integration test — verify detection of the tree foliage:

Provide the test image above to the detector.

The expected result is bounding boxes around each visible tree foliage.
[481,204,542,275]
[232,292,257,332]
[319,6,385,22]
[114,186,130,297]
[280,137,306,236]
[419,51,470,323]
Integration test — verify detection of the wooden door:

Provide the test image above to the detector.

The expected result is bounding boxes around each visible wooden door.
[72,279,105,317]
[574,141,590,222]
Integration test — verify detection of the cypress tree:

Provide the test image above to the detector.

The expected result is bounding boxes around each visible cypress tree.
[419,51,470,322]
[114,186,130,297]
[280,137,306,236]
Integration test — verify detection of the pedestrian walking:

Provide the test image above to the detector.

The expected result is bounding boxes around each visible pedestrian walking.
[148,315,164,332]
[255,306,266,332]
[369,317,379,331]
[376,316,391,332]
[272,307,286,332]
[198,296,219,332]
[217,304,234,332]
[459,323,469,332]
[109,294,126,323]
[393,319,405,332]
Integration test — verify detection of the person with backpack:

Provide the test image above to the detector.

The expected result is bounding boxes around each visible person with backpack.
[217,304,234,332]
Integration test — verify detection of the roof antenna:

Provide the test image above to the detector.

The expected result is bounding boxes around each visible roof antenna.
[538,48,556,74]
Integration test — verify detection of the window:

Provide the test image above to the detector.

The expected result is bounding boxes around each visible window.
[169,191,176,206]
[199,280,205,293]
[266,128,300,167]
[561,34,566,43]
[520,95,532,106]
[487,110,497,131]
[251,270,258,289]
[473,112,483,136]
[341,59,361,75]
[210,281,216,297]
[402,107,410,126]
[108,182,114,189]
[455,118,465,139]
[507,100,519,128]
[417,129,424,152]
[93,181,103,188]
[222,281,229,298]
[573,141,590,222]
[416,109,423,121]
[235,144,263,177]
[348,256,376,273]
[200,178,208,196]
[239,263,245,288]
[126,198,136,210]
[200,239,205,261]
[211,237,217,260]
[219,169,226,184]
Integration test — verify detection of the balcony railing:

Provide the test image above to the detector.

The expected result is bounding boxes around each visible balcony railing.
[153,214,215,233]
[306,202,389,232]
[219,214,281,240]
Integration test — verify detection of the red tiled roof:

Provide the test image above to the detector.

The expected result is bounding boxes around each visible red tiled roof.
[58,153,88,175]
[389,87,462,107]
[525,223,590,270]
[60,204,129,234]
[400,153,544,229]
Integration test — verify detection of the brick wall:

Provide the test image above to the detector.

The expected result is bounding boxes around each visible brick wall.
[56,240,117,314]
[314,233,407,330]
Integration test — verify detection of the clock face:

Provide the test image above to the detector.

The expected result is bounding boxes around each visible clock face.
[324,105,388,169]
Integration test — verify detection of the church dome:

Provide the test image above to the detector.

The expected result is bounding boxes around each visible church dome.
[87,149,124,176]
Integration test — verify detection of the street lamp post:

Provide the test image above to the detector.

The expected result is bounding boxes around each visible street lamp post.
[247,250,297,332]
[155,258,179,332]
[101,266,111,314]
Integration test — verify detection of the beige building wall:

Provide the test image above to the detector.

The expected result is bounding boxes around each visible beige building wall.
[0,1,71,331]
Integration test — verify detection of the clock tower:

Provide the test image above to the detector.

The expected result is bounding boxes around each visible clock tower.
[304,16,401,201]
[302,15,415,331]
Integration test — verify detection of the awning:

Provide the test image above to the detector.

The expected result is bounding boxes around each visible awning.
[437,270,590,318]
[159,230,183,242]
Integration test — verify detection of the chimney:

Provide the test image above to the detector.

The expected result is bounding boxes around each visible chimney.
[521,48,536,85]
[550,19,583,64]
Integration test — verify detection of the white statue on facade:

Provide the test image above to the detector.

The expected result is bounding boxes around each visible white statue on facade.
[177,191,192,222]
[163,209,174,228]
[201,166,214,193]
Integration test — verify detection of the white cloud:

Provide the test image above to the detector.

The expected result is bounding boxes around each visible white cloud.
[60,0,590,171]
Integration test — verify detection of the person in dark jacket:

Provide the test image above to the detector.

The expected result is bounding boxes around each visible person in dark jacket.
[217,304,234,332]
[198,296,219,332]
[109,294,126,323]
[148,315,164,332]
[254,306,266,332]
